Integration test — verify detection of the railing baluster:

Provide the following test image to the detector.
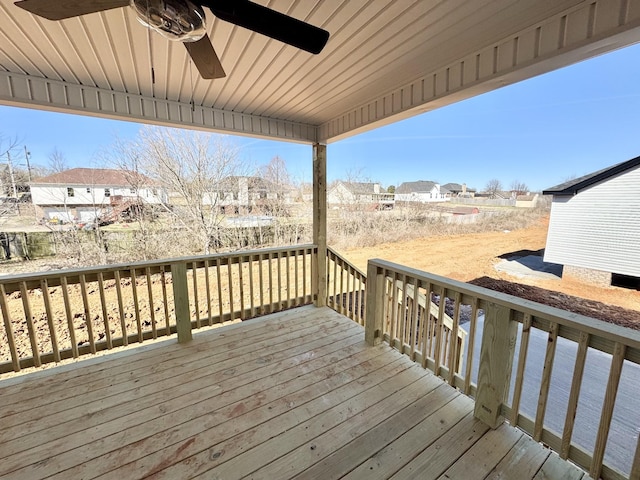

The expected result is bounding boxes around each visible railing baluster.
[268,252,274,313]
[204,260,212,326]
[0,284,20,371]
[286,252,291,309]
[238,257,245,320]
[302,248,307,301]
[463,297,479,396]
[130,269,142,342]
[420,282,432,369]
[590,341,626,479]
[389,272,399,349]
[294,250,299,306]
[61,276,79,357]
[534,321,559,441]
[191,262,200,329]
[20,281,41,366]
[97,273,113,348]
[434,286,447,375]
[398,275,408,353]
[227,259,234,320]
[145,267,157,338]
[41,278,61,361]
[79,274,96,354]
[113,271,127,346]
[447,291,462,384]
[332,256,338,311]
[216,258,223,321]
[277,251,282,309]
[248,255,255,317]
[160,266,170,336]
[510,313,532,426]
[258,254,265,314]
[561,331,589,459]
[352,266,358,321]
[409,277,419,361]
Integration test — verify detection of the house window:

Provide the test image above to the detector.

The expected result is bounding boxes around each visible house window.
[104,188,111,197]
[67,187,75,197]
[152,188,157,196]
[86,188,91,193]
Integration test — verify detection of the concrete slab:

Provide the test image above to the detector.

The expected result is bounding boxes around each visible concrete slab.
[495,254,563,280]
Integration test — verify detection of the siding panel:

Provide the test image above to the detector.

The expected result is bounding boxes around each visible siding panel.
[544,167,640,277]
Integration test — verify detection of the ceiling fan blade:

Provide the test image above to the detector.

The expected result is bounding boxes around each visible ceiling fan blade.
[202,0,329,54]
[184,34,226,79]
[14,0,130,20]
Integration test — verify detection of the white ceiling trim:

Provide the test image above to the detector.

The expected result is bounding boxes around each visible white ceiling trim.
[319,0,640,143]
[0,71,319,143]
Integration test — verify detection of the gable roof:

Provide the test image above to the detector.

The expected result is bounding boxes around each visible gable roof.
[334,181,383,195]
[31,168,155,187]
[543,155,640,196]
[441,183,462,192]
[396,181,437,194]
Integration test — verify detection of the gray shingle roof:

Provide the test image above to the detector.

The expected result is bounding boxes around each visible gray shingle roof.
[396,181,436,194]
[543,155,640,195]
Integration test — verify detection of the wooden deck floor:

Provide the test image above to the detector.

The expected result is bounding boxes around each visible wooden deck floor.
[0,306,586,480]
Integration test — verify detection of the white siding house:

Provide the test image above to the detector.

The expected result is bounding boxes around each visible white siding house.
[31,168,166,222]
[543,156,640,286]
[395,181,449,203]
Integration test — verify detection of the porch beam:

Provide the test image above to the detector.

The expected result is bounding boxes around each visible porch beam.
[312,143,327,307]
[0,71,319,143]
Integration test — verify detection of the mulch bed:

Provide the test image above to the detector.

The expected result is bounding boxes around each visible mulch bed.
[468,276,640,331]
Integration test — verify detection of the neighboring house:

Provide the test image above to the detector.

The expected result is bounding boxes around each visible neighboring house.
[543,155,640,287]
[395,181,448,203]
[441,183,476,198]
[30,168,166,222]
[327,181,394,208]
[212,176,295,213]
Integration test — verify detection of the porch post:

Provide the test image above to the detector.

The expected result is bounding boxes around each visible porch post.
[312,143,327,307]
[171,261,192,343]
[474,302,517,428]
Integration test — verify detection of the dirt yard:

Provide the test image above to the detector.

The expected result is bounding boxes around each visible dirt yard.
[342,216,640,326]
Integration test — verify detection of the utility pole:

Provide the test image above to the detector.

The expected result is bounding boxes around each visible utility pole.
[6,151,17,198]
[24,145,32,182]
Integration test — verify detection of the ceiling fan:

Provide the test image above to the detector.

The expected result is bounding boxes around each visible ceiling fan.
[14,0,330,79]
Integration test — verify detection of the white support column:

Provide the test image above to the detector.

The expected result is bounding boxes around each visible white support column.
[312,143,327,307]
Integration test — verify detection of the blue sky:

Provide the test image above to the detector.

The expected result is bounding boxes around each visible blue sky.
[1,42,640,192]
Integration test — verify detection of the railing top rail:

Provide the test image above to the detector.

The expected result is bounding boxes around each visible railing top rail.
[327,246,367,279]
[0,244,317,285]
[369,258,640,351]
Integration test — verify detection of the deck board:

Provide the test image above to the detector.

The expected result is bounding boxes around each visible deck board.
[0,306,586,479]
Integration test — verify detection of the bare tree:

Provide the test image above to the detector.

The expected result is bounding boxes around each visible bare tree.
[0,134,22,198]
[484,178,502,199]
[257,156,292,216]
[510,180,529,196]
[48,148,69,174]
[118,126,247,254]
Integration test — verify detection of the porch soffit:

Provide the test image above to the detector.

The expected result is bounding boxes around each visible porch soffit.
[1,0,640,144]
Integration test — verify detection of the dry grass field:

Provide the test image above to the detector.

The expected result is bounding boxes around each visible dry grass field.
[343,216,640,320]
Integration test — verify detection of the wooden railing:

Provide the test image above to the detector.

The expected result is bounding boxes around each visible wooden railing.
[365,258,640,480]
[326,247,366,325]
[0,245,316,374]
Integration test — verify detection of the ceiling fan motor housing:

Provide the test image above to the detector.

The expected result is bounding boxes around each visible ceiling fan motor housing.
[130,0,206,42]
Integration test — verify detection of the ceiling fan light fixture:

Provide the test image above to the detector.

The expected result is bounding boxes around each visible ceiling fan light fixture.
[130,0,206,42]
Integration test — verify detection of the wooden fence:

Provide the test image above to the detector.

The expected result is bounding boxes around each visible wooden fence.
[365,258,640,480]
[0,245,316,373]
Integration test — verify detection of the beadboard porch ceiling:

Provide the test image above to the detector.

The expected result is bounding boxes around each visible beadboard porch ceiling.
[1,0,640,143]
